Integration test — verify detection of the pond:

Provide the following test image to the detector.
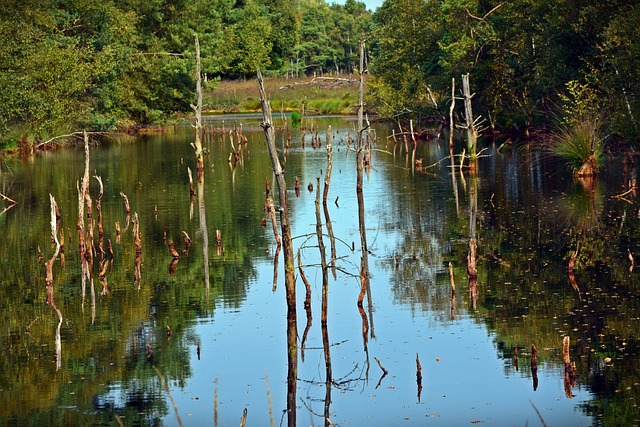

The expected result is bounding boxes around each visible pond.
[1,113,640,426]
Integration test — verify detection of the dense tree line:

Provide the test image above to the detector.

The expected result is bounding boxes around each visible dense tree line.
[369,0,640,146]
[0,0,371,143]
[2,0,639,148]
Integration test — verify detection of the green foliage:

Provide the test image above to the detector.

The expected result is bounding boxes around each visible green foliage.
[370,0,640,147]
[0,0,373,144]
[558,80,602,127]
[550,80,605,175]
[592,3,640,142]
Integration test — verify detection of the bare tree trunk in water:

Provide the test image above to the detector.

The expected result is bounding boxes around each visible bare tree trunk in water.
[462,73,478,170]
[257,70,297,427]
[449,78,456,149]
[323,132,338,279]
[191,34,204,172]
[356,41,372,347]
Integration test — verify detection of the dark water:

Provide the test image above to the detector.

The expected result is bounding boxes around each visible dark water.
[1,115,640,426]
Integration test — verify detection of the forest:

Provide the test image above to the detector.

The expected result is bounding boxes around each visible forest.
[1,0,639,151]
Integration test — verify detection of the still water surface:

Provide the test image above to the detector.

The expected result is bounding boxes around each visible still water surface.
[1,115,639,426]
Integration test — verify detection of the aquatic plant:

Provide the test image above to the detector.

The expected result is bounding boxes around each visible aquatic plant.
[550,80,605,176]
[290,111,302,123]
[550,119,604,176]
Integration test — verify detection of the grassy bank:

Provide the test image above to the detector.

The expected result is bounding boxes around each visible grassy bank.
[205,76,364,115]
[0,76,365,154]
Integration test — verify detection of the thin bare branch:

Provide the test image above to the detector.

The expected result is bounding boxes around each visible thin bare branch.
[465,3,503,22]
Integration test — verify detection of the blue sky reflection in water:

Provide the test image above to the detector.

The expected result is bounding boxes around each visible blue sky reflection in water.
[2,113,636,426]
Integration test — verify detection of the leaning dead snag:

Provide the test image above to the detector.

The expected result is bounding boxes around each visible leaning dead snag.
[323,137,338,279]
[258,70,296,310]
[258,69,297,427]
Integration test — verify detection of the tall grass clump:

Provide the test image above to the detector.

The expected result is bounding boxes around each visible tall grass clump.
[550,80,605,176]
[551,119,604,176]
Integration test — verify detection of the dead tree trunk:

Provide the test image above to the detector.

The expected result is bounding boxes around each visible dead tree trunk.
[191,34,204,172]
[257,70,296,313]
[257,69,297,427]
[449,78,455,149]
[462,73,478,169]
[356,39,370,299]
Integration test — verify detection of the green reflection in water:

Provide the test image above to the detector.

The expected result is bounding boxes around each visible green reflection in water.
[1,118,639,426]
